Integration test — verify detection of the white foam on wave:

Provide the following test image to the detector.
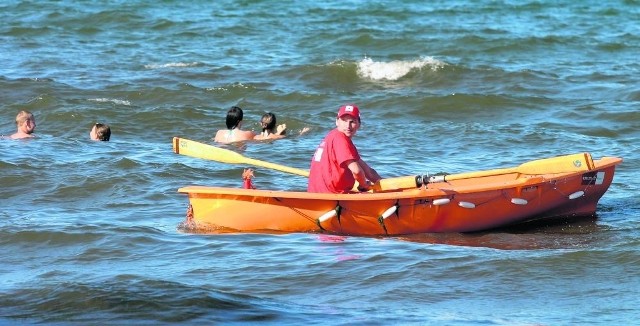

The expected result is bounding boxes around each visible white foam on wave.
[89,98,131,106]
[144,62,201,69]
[357,56,446,81]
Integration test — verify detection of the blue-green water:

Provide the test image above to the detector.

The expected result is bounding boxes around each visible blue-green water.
[1,1,638,324]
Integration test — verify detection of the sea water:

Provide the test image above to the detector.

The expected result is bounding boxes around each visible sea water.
[1,1,638,324]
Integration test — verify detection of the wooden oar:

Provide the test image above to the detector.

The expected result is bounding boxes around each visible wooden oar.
[172,137,310,177]
[173,137,594,192]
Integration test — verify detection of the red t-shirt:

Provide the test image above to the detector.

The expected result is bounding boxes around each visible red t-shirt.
[307,129,360,193]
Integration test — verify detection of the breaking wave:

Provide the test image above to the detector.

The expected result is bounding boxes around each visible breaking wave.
[356,56,447,81]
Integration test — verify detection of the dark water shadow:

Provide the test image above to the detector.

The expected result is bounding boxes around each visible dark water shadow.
[395,215,605,250]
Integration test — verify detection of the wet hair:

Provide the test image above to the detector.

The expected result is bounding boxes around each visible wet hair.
[260,112,277,133]
[225,106,243,129]
[15,110,34,126]
[95,123,111,141]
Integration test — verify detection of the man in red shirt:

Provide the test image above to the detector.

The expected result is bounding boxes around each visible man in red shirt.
[307,104,381,193]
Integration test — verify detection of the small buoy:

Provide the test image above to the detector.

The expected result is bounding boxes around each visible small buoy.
[433,198,451,206]
[511,198,528,205]
[381,206,398,220]
[458,201,476,209]
[569,191,585,200]
[318,210,337,223]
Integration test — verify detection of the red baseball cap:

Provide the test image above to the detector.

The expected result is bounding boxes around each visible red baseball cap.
[337,104,360,120]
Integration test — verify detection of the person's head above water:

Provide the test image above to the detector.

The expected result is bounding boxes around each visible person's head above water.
[260,112,277,133]
[90,123,111,141]
[225,106,244,129]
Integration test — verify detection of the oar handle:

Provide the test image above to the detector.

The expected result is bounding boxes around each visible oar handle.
[244,158,310,177]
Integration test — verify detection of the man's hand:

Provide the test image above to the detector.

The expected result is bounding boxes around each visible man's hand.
[357,181,372,192]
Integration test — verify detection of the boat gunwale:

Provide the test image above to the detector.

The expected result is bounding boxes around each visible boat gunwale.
[178,157,622,200]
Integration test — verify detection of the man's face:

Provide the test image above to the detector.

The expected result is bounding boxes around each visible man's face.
[335,114,360,138]
[24,118,36,134]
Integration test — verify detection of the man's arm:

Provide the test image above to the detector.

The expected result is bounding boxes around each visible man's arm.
[346,160,370,191]
[358,159,381,184]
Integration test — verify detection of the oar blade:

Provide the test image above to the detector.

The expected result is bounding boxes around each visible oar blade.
[173,137,246,164]
[518,152,594,174]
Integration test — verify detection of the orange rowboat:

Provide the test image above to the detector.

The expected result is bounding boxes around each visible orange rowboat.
[176,148,622,235]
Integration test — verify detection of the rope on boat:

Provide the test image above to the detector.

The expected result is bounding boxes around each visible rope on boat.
[273,197,324,229]
[550,175,596,199]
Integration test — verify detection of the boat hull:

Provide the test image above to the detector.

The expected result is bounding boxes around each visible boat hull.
[178,157,621,235]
